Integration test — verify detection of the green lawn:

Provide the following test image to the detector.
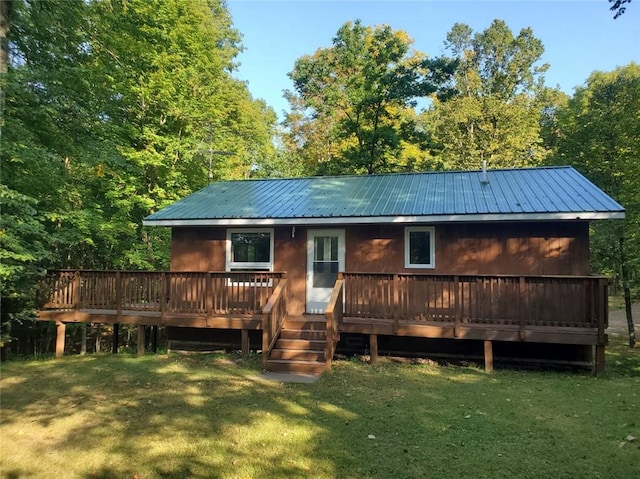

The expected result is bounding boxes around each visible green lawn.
[1,338,638,479]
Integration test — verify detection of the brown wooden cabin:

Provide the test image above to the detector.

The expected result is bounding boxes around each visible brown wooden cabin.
[39,167,625,375]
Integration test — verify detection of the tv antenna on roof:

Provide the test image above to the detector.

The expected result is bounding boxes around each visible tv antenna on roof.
[199,125,234,183]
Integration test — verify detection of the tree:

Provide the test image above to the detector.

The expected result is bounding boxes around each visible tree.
[85,0,277,266]
[609,0,632,19]
[0,185,53,354]
[424,20,556,170]
[3,0,277,270]
[551,63,640,347]
[285,20,449,175]
[1,0,278,353]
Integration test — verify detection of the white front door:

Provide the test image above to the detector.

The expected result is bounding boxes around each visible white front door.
[306,229,345,314]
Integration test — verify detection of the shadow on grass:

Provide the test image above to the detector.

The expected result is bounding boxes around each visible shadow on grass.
[2,353,340,478]
[1,338,639,479]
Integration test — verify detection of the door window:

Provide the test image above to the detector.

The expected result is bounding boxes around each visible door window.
[313,235,339,288]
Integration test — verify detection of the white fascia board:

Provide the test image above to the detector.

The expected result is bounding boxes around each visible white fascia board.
[143,211,625,227]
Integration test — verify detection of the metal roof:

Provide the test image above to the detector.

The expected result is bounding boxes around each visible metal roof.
[143,166,625,226]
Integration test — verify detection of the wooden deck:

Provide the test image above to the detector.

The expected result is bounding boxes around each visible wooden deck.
[39,309,262,329]
[339,272,607,342]
[38,270,609,374]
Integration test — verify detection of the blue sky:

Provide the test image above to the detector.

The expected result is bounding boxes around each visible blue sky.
[227,0,639,119]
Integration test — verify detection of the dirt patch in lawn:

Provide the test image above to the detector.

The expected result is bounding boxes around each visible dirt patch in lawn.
[607,303,639,337]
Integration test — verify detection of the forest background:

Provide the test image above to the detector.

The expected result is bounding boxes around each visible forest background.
[1,0,638,352]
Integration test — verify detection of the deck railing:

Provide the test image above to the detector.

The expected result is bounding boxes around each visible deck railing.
[342,272,608,334]
[40,270,286,316]
[40,270,608,341]
[324,277,344,370]
[262,277,289,368]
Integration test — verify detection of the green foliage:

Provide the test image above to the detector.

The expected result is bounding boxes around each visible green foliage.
[251,131,307,179]
[3,0,277,273]
[285,20,450,175]
[423,20,556,170]
[284,19,563,174]
[0,186,50,293]
[551,63,640,280]
[1,0,278,347]
[0,185,52,346]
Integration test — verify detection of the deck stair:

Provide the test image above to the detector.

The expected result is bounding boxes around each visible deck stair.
[265,315,327,374]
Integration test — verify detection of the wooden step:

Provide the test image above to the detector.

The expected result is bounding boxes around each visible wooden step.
[265,359,326,374]
[269,348,325,361]
[275,338,325,350]
[280,329,326,340]
[265,315,328,374]
[283,316,326,331]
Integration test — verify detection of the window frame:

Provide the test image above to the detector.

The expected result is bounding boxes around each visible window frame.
[226,228,274,272]
[404,226,436,269]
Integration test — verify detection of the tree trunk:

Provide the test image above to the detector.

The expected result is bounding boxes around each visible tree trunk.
[0,0,11,75]
[0,320,11,361]
[0,0,11,128]
[619,237,636,347]
[623,286,635,348]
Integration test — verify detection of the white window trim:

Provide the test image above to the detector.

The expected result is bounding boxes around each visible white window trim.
[226,228,274,271]
[404,226,436,269]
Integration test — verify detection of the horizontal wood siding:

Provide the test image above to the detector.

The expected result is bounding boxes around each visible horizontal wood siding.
[170,226,307,315]
[170,227,226,271]
[441,222,589,275]
[274,226,306,316]
[348,225,403,273]
[346,222,589,276]
[168,222,589,318]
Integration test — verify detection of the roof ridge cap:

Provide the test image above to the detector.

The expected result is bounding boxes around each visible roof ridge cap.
[214,165,574,184]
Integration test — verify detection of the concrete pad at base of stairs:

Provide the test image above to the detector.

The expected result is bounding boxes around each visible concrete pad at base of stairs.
[256,371,321,384]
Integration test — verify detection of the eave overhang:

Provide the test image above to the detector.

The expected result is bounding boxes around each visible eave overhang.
[143,210,625,227]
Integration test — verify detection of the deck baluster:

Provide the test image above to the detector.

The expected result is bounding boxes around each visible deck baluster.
[518,276,526,340]
[115,271,122,323]
[454,276,460,337]
[393,274,400,333]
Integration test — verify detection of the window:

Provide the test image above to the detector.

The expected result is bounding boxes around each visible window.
[404,226,435,268]
[226,229,274,271]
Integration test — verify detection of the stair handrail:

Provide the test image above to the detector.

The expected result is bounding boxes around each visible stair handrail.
[261,277,288,369]
[324,275,344,370]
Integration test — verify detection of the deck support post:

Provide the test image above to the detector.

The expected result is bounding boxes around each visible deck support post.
[55,321,66,358]
[369,334,378,365]
[484,340,493,372]
[137,325,146,357]
[95,324,101,352]
[80,323,87,355]
[112,323,120,354]
[241,329,249,359]
[594,345,605,377]
[151,326,158,353]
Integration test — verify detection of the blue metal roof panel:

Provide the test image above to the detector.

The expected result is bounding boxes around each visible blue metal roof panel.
[144,166,625,224]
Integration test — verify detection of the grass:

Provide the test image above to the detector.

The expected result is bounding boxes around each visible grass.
[1,339,639,479]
